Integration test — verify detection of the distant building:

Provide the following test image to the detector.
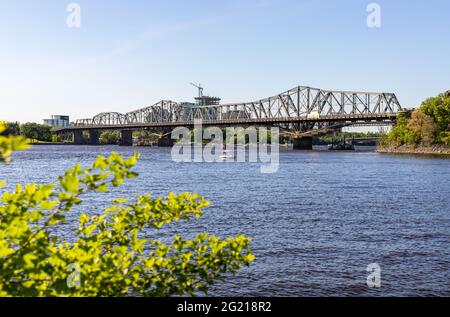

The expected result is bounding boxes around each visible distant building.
[43,115,70,128]
[195,96,221,107]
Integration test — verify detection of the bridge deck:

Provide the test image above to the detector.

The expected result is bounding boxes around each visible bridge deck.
[58,113,398,132]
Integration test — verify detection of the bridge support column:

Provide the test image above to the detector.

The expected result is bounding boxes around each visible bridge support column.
[157,134,174,147]
[120,130,133,146]
[293,137,313,150]
[73,131,84,145]
[88,130,100,145]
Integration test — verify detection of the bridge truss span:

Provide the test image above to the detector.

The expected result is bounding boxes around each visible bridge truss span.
[72,85,403,130]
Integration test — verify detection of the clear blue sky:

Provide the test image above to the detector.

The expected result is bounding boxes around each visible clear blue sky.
[1,0,449,123]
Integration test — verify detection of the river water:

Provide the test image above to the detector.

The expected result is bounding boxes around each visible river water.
[1,145,450,296]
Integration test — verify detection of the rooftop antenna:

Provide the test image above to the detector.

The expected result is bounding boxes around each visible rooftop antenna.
[190,82,204,98]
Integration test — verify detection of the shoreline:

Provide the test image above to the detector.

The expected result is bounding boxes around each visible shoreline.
[377,144,450,156]
[30,142,69,146]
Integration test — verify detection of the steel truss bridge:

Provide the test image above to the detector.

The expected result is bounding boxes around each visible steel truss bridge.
[58,85,404,148]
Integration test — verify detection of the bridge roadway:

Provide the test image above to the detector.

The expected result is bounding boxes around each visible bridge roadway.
[56,85,405,150]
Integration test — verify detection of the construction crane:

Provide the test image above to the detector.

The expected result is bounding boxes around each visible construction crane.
[190,82,204,99]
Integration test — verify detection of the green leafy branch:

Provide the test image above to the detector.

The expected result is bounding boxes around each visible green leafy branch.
[0,136,254,297]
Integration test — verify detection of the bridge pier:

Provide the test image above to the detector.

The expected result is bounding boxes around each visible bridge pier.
[157,134,174,147]
[120,130,133,146]
[73,131,84,145]
[88,130,100,145]
[293,137,313,150]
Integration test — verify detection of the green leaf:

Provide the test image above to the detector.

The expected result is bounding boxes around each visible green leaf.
[0,149,254,297]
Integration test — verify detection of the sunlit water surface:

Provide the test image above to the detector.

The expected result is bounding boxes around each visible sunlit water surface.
[1,145,449,296]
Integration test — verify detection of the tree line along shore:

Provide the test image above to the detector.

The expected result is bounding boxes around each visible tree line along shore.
[378,90,450,155]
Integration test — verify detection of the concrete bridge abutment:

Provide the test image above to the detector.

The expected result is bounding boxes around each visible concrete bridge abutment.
[120,130,133,146]
[73,131,84,145]
[88,130,100,145]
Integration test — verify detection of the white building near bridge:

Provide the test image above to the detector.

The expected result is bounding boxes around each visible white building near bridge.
[43,115,70,128]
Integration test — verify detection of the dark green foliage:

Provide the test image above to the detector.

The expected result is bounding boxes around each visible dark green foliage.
[0,122,21,136]
[420,92,450,145]
[100,131,121,145]
[381,91,450,147]
[20,123,53,142]
[0,123,30,162]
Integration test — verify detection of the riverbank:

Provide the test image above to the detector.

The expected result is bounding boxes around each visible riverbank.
[378,144,450,156]
[30,142,69,145]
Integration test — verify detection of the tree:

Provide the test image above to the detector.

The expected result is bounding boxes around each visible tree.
[20,123,52,142]
[381,91,450,148]
[0,123,254,296]
[0,123,29,162]
[420,93,450,133]
[384,112,418,146]
[407,110,436,146]
[0,122,21,136]
[440,132,450,146]
[100,131,121,145]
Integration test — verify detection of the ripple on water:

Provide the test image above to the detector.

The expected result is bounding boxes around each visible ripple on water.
[1,145,450,296]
